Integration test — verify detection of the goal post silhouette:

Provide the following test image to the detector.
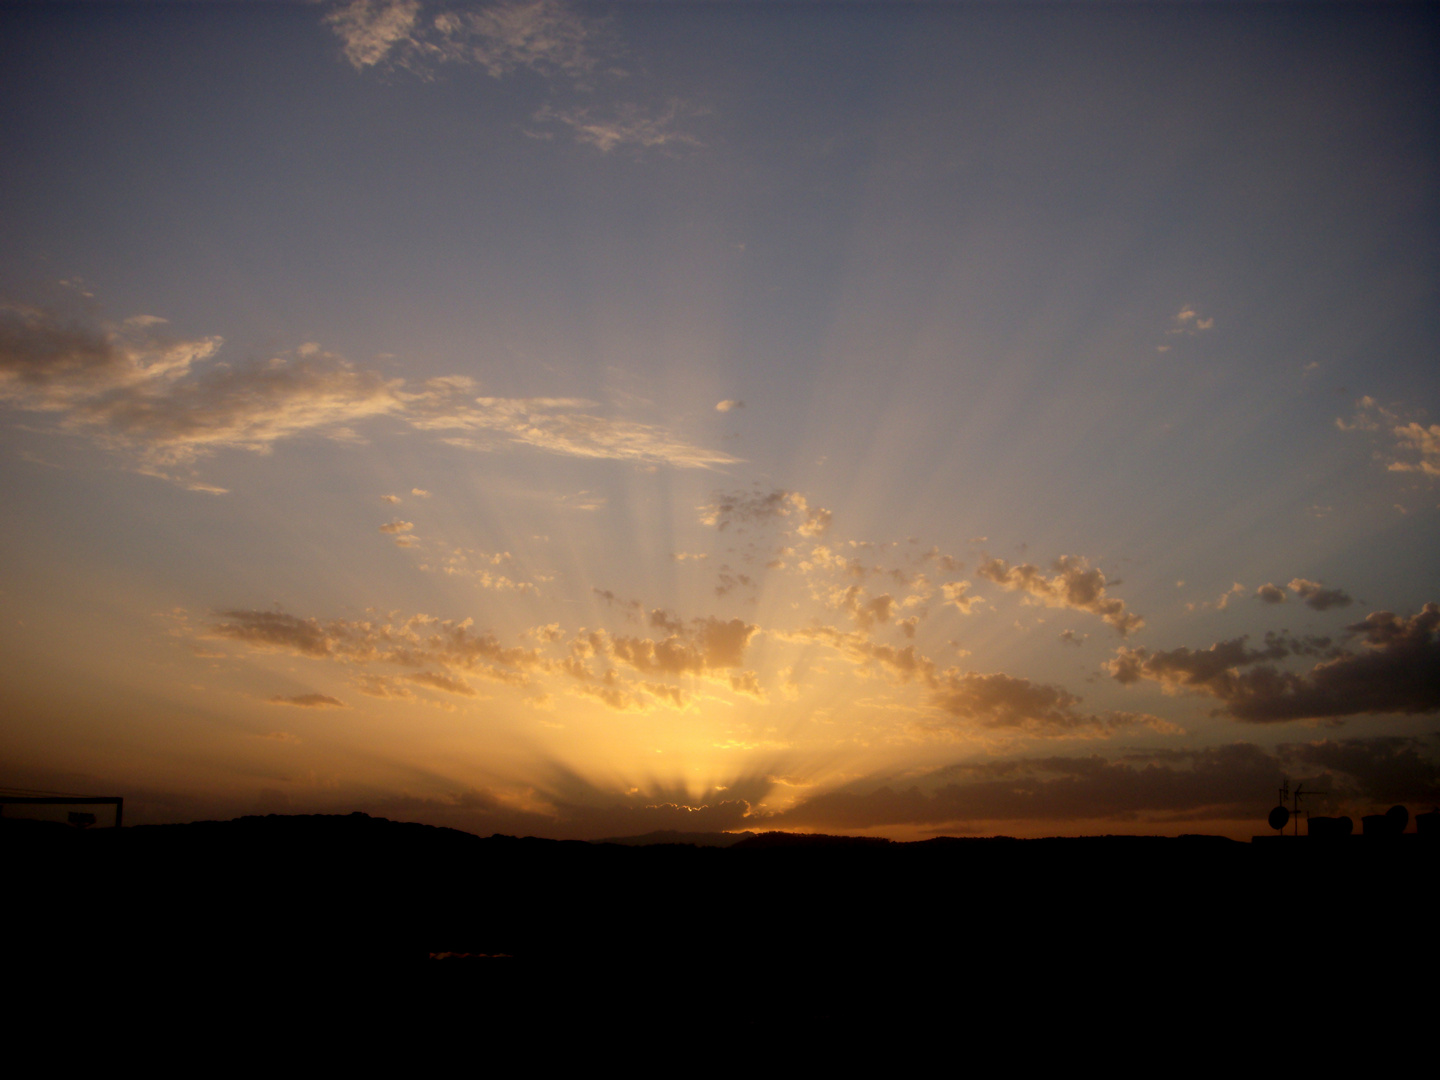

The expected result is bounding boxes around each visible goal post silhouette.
[0,796,123,828]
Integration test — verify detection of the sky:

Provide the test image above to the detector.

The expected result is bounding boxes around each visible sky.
[1,0,1437,840]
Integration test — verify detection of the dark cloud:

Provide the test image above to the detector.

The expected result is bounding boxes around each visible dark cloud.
[1279,736,1440,806]
[929,671,1164,738]
[1255,583,1287,604]
[1107,605,1440,722]
[771,744,1285,829]
[1288,578,1353,611]
[771,735,1439,831]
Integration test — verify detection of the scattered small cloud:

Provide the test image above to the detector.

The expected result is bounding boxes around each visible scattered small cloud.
[715,399,743,413]
[379,519,414,534]
[1255,583,1287,604]
[1167,306,1215,336]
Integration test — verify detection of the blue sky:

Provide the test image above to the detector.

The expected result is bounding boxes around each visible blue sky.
[1,1,1436,838]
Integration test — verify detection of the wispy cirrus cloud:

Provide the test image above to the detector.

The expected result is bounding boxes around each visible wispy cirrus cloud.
[211,609,547,690]
[267,693,346,709]
[415,389,737,469]
[324,2,706,152]
[326,0,423,69]
[531,100,703,153]
[0,303,736,487]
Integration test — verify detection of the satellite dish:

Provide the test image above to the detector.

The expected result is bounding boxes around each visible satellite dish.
[1386,804,1409,833]
[1268,805,1289,831]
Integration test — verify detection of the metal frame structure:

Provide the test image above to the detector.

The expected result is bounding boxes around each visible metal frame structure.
[0,796,124,827]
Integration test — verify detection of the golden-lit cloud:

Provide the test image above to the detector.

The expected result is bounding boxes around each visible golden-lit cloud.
[208,601,769,715]
[1389,422,1440,477]
[325,0,421,68]
[977,555,1143,636]
[609,617,757,675]
[700,488,831,536]
[1336,396,1440,481]
[941,580,982,614]
[210,609,547,688]
[326,0,601,79]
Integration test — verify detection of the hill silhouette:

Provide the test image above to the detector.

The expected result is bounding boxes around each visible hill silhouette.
[6,812,1433,1029]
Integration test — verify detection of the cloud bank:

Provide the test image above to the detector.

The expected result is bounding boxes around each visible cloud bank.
[1107,605,1440,722]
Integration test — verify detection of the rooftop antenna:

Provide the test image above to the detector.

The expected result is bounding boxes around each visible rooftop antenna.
[1267,779,1314,836]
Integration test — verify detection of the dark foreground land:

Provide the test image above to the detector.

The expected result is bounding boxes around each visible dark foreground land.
[6,814,1435,1031]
